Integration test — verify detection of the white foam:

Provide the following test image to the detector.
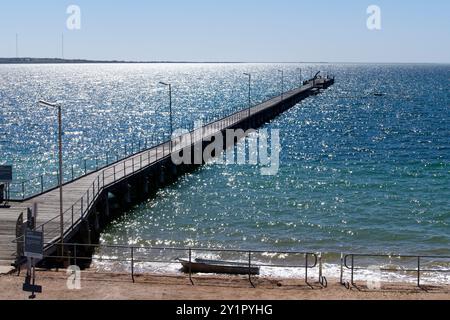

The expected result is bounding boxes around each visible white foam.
[91,256,450,286]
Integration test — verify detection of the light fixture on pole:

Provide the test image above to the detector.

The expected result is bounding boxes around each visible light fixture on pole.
[38,100,64,252]
[158,82,173,153]
[243,73,252,117]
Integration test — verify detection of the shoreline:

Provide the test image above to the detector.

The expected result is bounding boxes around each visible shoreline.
[91,256,450,287]
[1,270,449,300]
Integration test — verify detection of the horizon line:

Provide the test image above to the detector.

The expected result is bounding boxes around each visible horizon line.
[0,57,449,65]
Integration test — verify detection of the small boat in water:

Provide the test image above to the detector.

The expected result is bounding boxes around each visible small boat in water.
[178,258,260,275]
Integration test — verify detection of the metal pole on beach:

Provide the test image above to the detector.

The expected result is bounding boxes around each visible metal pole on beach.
[38,100,64,254]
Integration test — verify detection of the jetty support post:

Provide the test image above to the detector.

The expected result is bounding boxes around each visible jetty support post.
[74,243,77,266]
[105,193,110,217]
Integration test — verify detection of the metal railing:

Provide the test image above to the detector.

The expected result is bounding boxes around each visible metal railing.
[7,135,173,201]
[12,239,450,290]
[340,253,450,289]
[5,79,315,201]
[34,141,173,245]
[15,241,320,288]
[32,103,258,245]
[14,79,326,254]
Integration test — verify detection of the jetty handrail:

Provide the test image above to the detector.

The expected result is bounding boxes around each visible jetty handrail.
[6,137,168,201]
[33,105,250,242]
[18,79,325,251]
[5,82,312,201]
[34,142,173,243]
[342,253,450,288]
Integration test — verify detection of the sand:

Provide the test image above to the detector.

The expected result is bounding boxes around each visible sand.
[0,269,449,300]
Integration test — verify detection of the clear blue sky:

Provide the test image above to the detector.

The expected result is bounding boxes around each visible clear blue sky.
[0,0,449,62]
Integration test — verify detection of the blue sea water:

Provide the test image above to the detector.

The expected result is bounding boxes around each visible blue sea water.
[1,63,449,276]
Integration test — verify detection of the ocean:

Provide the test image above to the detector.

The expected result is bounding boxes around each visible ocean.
[1,63,449,283]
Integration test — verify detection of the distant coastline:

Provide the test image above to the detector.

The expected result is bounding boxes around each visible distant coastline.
[0,58,447,65]
[0,57,243,64]
[0,58,332,65]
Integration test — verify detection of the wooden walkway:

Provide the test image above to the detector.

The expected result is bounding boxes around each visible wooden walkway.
[0,78,334,266]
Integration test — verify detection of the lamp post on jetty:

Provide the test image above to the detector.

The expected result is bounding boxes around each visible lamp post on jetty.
[243,73,252,117]
[278,70,284,100]
[158,82,174,153]
[297,67,302,87]
[38,100,64,252]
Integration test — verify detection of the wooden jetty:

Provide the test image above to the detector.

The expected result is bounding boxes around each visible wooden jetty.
[0,76,334,268]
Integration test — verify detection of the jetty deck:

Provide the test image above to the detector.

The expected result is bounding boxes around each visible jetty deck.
[0,77,334,267]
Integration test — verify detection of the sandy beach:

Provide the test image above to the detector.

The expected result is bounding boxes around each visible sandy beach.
[0,270,449,300]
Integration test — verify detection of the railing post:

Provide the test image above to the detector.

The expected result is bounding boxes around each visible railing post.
[71,165,74,181]
[131,247,135,283]
[305,253,308,285]
[114,165,116,181]
[318,252,322,281]
[417,257,421,288]
[351,254,355,286]
[22,181,25,200]
[248,251,255,288]
[189,248,193,285]
[40,175,44,193]
[318,252,327,288]
[81,197,84,218]
[71,206,74,232]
